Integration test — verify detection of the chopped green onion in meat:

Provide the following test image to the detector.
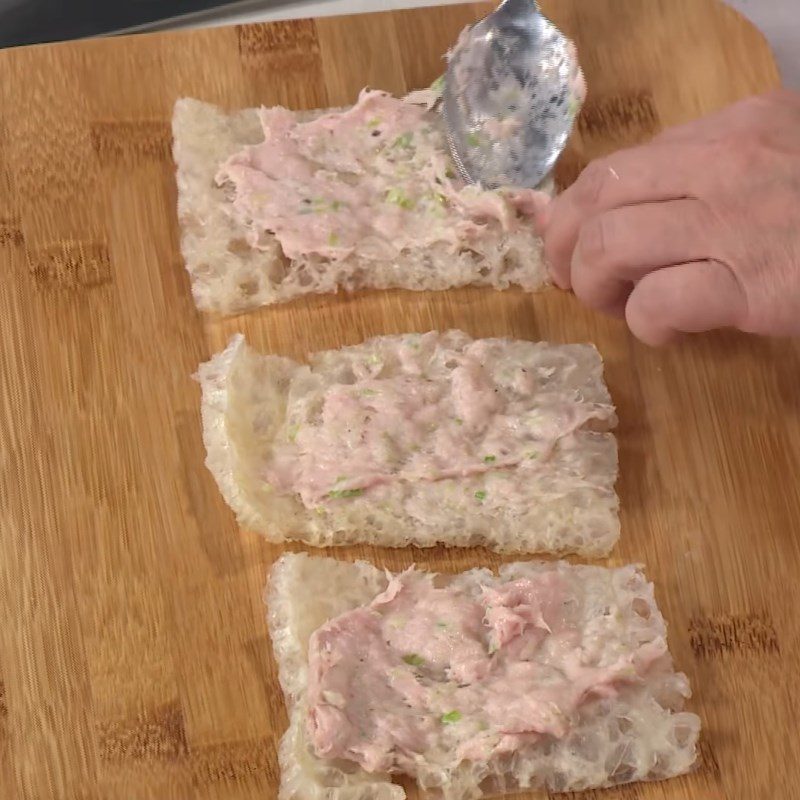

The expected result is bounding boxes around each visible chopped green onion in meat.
[393,131,413,149]
[385,187,415,210]
[328,488,364,499]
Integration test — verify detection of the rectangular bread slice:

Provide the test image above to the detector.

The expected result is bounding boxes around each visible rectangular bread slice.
[266,552,701,800]
[171,92,549,315]
[196,329,619,556]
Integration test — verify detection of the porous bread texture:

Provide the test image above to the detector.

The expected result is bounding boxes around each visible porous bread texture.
[171,96,548,314]
[196,329,620,556]
[266,552,701,800]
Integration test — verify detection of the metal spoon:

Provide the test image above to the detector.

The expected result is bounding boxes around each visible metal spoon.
[442,0,585,190]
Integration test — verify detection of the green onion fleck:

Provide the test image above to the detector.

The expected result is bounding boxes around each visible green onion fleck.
[430,75,445,93]
[328,231,340,246]
[287,424,300,442]
[527,450,539,459]
[385,188,415,210]
[330,199,344,211]
[441,710,462,724]
[393,131,413,149]
[367,117,382,128]
[474,490,487,501]
[402,653,425,667]
[466,132,481,148]
[454,417,464,426]
[483,455,496,464]
[328,488,364,499]
[435,621,448,629]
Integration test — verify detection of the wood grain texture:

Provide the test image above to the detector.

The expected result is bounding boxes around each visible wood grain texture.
[0,1,792,798]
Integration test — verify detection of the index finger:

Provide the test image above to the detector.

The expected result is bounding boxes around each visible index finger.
[543,140,704,288]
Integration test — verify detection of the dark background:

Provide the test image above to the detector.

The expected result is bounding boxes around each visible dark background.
[0,0,298,48]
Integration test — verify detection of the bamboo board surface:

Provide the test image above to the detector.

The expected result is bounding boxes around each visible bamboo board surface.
[0,1,794,798]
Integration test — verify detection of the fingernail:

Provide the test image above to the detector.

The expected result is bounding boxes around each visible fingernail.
[546,256,569,290]
[562,248,581,290]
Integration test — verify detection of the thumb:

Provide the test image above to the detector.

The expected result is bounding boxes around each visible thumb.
[625,260,747,346]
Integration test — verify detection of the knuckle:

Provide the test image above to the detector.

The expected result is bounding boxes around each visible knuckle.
[742,94,770,111]
[576,213,611,268]
[572,214,615,305]
[749,90,795,112]
[729,94,771,125]
[724,131,768,169]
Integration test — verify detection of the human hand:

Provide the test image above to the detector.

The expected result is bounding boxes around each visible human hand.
[542,90,800,345]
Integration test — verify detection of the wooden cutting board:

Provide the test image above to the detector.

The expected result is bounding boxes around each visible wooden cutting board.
[0,1,794,798]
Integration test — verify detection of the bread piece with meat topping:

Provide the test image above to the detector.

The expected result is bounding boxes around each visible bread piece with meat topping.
[172,90,550,314]
[196,329,618,555]
[266,552,700,800]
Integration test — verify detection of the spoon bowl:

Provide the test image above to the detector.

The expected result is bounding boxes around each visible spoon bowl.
[442,0,585,189]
